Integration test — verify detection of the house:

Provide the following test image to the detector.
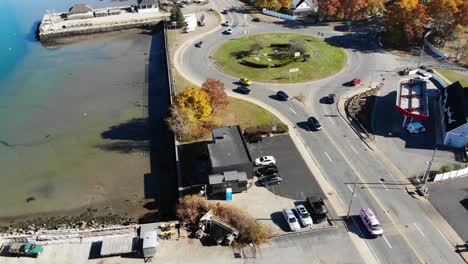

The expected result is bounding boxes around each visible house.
[137,0,159,13]
[67,4,94,20]
[200,210,239,245]
[290,0,317,17]
[439,81,468,148]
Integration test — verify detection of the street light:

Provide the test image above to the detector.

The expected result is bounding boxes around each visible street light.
[417,31,432,68]
[346,175,359,220]
[420,147,437,196]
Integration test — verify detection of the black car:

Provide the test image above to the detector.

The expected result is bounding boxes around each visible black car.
[306,197,328,223]
[194,41,203,48]
[327,93,336,104]
[236,86,251,94]
[276,91,289,101]
[252,17,261,22]
[221,9,228,14]
[307,116,321,130]
[256,164,278,176]
[260,174,282,186]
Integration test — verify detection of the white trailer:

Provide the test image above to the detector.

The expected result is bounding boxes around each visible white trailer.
[142,231,158,259]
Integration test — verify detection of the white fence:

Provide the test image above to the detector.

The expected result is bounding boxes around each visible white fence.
[433,167,468,182]
[262,9,296,20]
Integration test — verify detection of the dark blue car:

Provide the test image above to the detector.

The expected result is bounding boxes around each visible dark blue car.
[276,91,289,101]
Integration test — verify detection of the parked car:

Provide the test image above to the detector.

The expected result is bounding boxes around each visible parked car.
[244,133,262,143]
[255,156,276,166]
[194,41,203,48]
[239,77,252,86]
[295,205,313,227]
[252,17,261,22]
[282,208,301,231]
[224,27,233,34]
[416,71,432,80]
[256,164,278,176]
[223,21,230,26]
[406,122,426,134]
[221,9,228,14]
[260,174,283,186]
[359,208,383,236]
[235,86,251,94]
[307,116,322,130]
[327,93,336,104]
[307,197,328,223]
[351,78,361,86]
[276,90,289,101]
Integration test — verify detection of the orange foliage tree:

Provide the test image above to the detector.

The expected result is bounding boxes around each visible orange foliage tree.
[175,87,212,121]
[202,78,229,113]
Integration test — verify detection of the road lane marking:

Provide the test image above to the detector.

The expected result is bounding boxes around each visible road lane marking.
[413,223,425,237]
[351,217,382,264]
[289,108,297,115]
[379,179,389,191]
[382,235,393,248]
[347,184,353,193]
[350,145,358,154]
[324,152,332,162]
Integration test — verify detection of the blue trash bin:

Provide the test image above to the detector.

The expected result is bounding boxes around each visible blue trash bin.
[225,188,232,201]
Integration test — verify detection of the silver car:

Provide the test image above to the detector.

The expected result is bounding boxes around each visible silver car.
[295,205,313,227]
[282,208,300,231]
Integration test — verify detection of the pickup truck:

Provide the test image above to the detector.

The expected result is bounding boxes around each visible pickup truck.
[306,197,328,223]
[8,243,44,258]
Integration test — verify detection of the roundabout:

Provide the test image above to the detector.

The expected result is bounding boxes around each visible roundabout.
[213,33,347,83]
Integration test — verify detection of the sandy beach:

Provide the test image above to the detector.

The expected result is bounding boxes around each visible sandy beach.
[0,30,156,224]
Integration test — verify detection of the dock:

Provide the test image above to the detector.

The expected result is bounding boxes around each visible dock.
[38,1,169,43]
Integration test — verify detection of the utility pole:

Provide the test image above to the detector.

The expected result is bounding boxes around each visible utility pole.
[421,147,437,196]
[346,175,359,220]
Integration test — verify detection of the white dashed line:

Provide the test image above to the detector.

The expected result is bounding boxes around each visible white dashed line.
[347,184,353,193]
[414,223,425,237]
[324,152,333,162]
[350,145,358,154]
[289,108,297,115]
[382,235,393,248]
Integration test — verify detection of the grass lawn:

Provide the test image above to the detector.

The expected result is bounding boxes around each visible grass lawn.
[437,69,468,87]
[214,33,346,83]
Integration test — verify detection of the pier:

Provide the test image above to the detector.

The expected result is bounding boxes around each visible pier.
[38,1,169,43]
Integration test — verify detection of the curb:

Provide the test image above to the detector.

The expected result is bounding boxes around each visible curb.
[268,224,337,240]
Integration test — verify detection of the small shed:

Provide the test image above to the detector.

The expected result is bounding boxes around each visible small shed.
[208,171,248,196]
[142,231,158,258]
[67,4,94,20]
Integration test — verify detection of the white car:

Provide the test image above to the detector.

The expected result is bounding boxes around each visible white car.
[223,21,230,26]
[406,122,426,134]
[255,156,276,166]
[224,27,233,34]
[295,205,313,227]
[283,208,300,231]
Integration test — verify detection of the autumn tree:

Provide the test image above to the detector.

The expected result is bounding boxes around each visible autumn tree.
[249,40,264,55]
[278,0,291,9]
[256,0,269,9]
[267,0,282,11]
[429,0,467,45]
[201,78,229,112]
[175,87,212,121]
[320,0,380,20]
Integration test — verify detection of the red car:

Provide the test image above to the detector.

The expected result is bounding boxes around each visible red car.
[351,78,361,86]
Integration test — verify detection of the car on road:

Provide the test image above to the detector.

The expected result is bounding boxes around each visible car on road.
[223,21,230,26]
[351,78,361,86]
[244,133,262,143]
[224,27,233,34]
[260,174,282,186]
[307,117,322,131]
[406,122,426,134]
[307,197,328,223]
[221,9,228,14]
[276,91,289,101]
[255,156,276,166]
[239,77,252,86]
[295,205,313,227]
[256,164,278,176]
[235,85,251,94]
[327,93,336,104]
[252,17,261,22]
[194,41,203,48]
[359,208,383,236]
[416,71,432,80]
[282,208,301,231]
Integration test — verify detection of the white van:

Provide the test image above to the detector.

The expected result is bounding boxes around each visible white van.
[359,208,383,236]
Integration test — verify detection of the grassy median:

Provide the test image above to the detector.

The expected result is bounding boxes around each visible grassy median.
[436,69,468,87]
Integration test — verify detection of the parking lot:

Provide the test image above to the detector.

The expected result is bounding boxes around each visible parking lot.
[429,177,468,241]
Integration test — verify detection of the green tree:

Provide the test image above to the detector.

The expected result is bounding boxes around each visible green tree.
[249,39,264,55]
[172,5,185,28]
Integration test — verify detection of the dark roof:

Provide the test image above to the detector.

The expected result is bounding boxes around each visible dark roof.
[69,4,93,14]
[442,81,467,131]
[207,126,252,168]
[208,171,248,185]
[138,0,158,5]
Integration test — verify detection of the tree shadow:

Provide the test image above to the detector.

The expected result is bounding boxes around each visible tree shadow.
[296,121,310,132]
[324,33,383,54]
[230,50,251,59]
[101,118,150,141]
[460,198,468,211]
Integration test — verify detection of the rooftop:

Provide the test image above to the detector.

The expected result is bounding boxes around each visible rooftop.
[138,0,158,5]
[442,81,467,131]
[69,4,93,14]
[207,126,252,168]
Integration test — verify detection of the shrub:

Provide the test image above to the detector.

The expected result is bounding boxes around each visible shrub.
[278,7,293,15]
[176,195,210,225]
[437,164,454,174]
[241,58,270,68]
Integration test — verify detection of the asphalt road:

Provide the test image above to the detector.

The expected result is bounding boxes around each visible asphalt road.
[175,1,466,263]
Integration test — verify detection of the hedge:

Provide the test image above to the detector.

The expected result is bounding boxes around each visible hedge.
[270,43,290,48]
[241,57,295,68]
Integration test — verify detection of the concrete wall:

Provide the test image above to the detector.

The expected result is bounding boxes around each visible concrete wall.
[434,166,468,182]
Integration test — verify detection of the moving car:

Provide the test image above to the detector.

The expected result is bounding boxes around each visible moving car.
[307,197,328,223]
[406,122,426,134]
[351,78,361,86]
[236,86,251,94]
[295,205,313,227]
[256,164,278,176]
[221,9,228,14]
[416,71,432,80]
[282,208,301,231]
[224,27,233,34]
[307,116,322,131]
[327,93,336,104]
[359,208,383,236]
[276,91,289,101]
[252,17,261,22]
[244,133,262,143]
[260,174,283,186]
[194,41,203,48]
[239,77,252,86]
[223,21,231,26]
[255,156,276,166]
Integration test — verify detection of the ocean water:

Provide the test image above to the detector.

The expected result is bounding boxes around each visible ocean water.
[0,0,152,220]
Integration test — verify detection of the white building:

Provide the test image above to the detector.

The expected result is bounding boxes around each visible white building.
[439,81,468,148]
[184,13,197,32]
[137,0,159,13]
[290,0,317,17]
